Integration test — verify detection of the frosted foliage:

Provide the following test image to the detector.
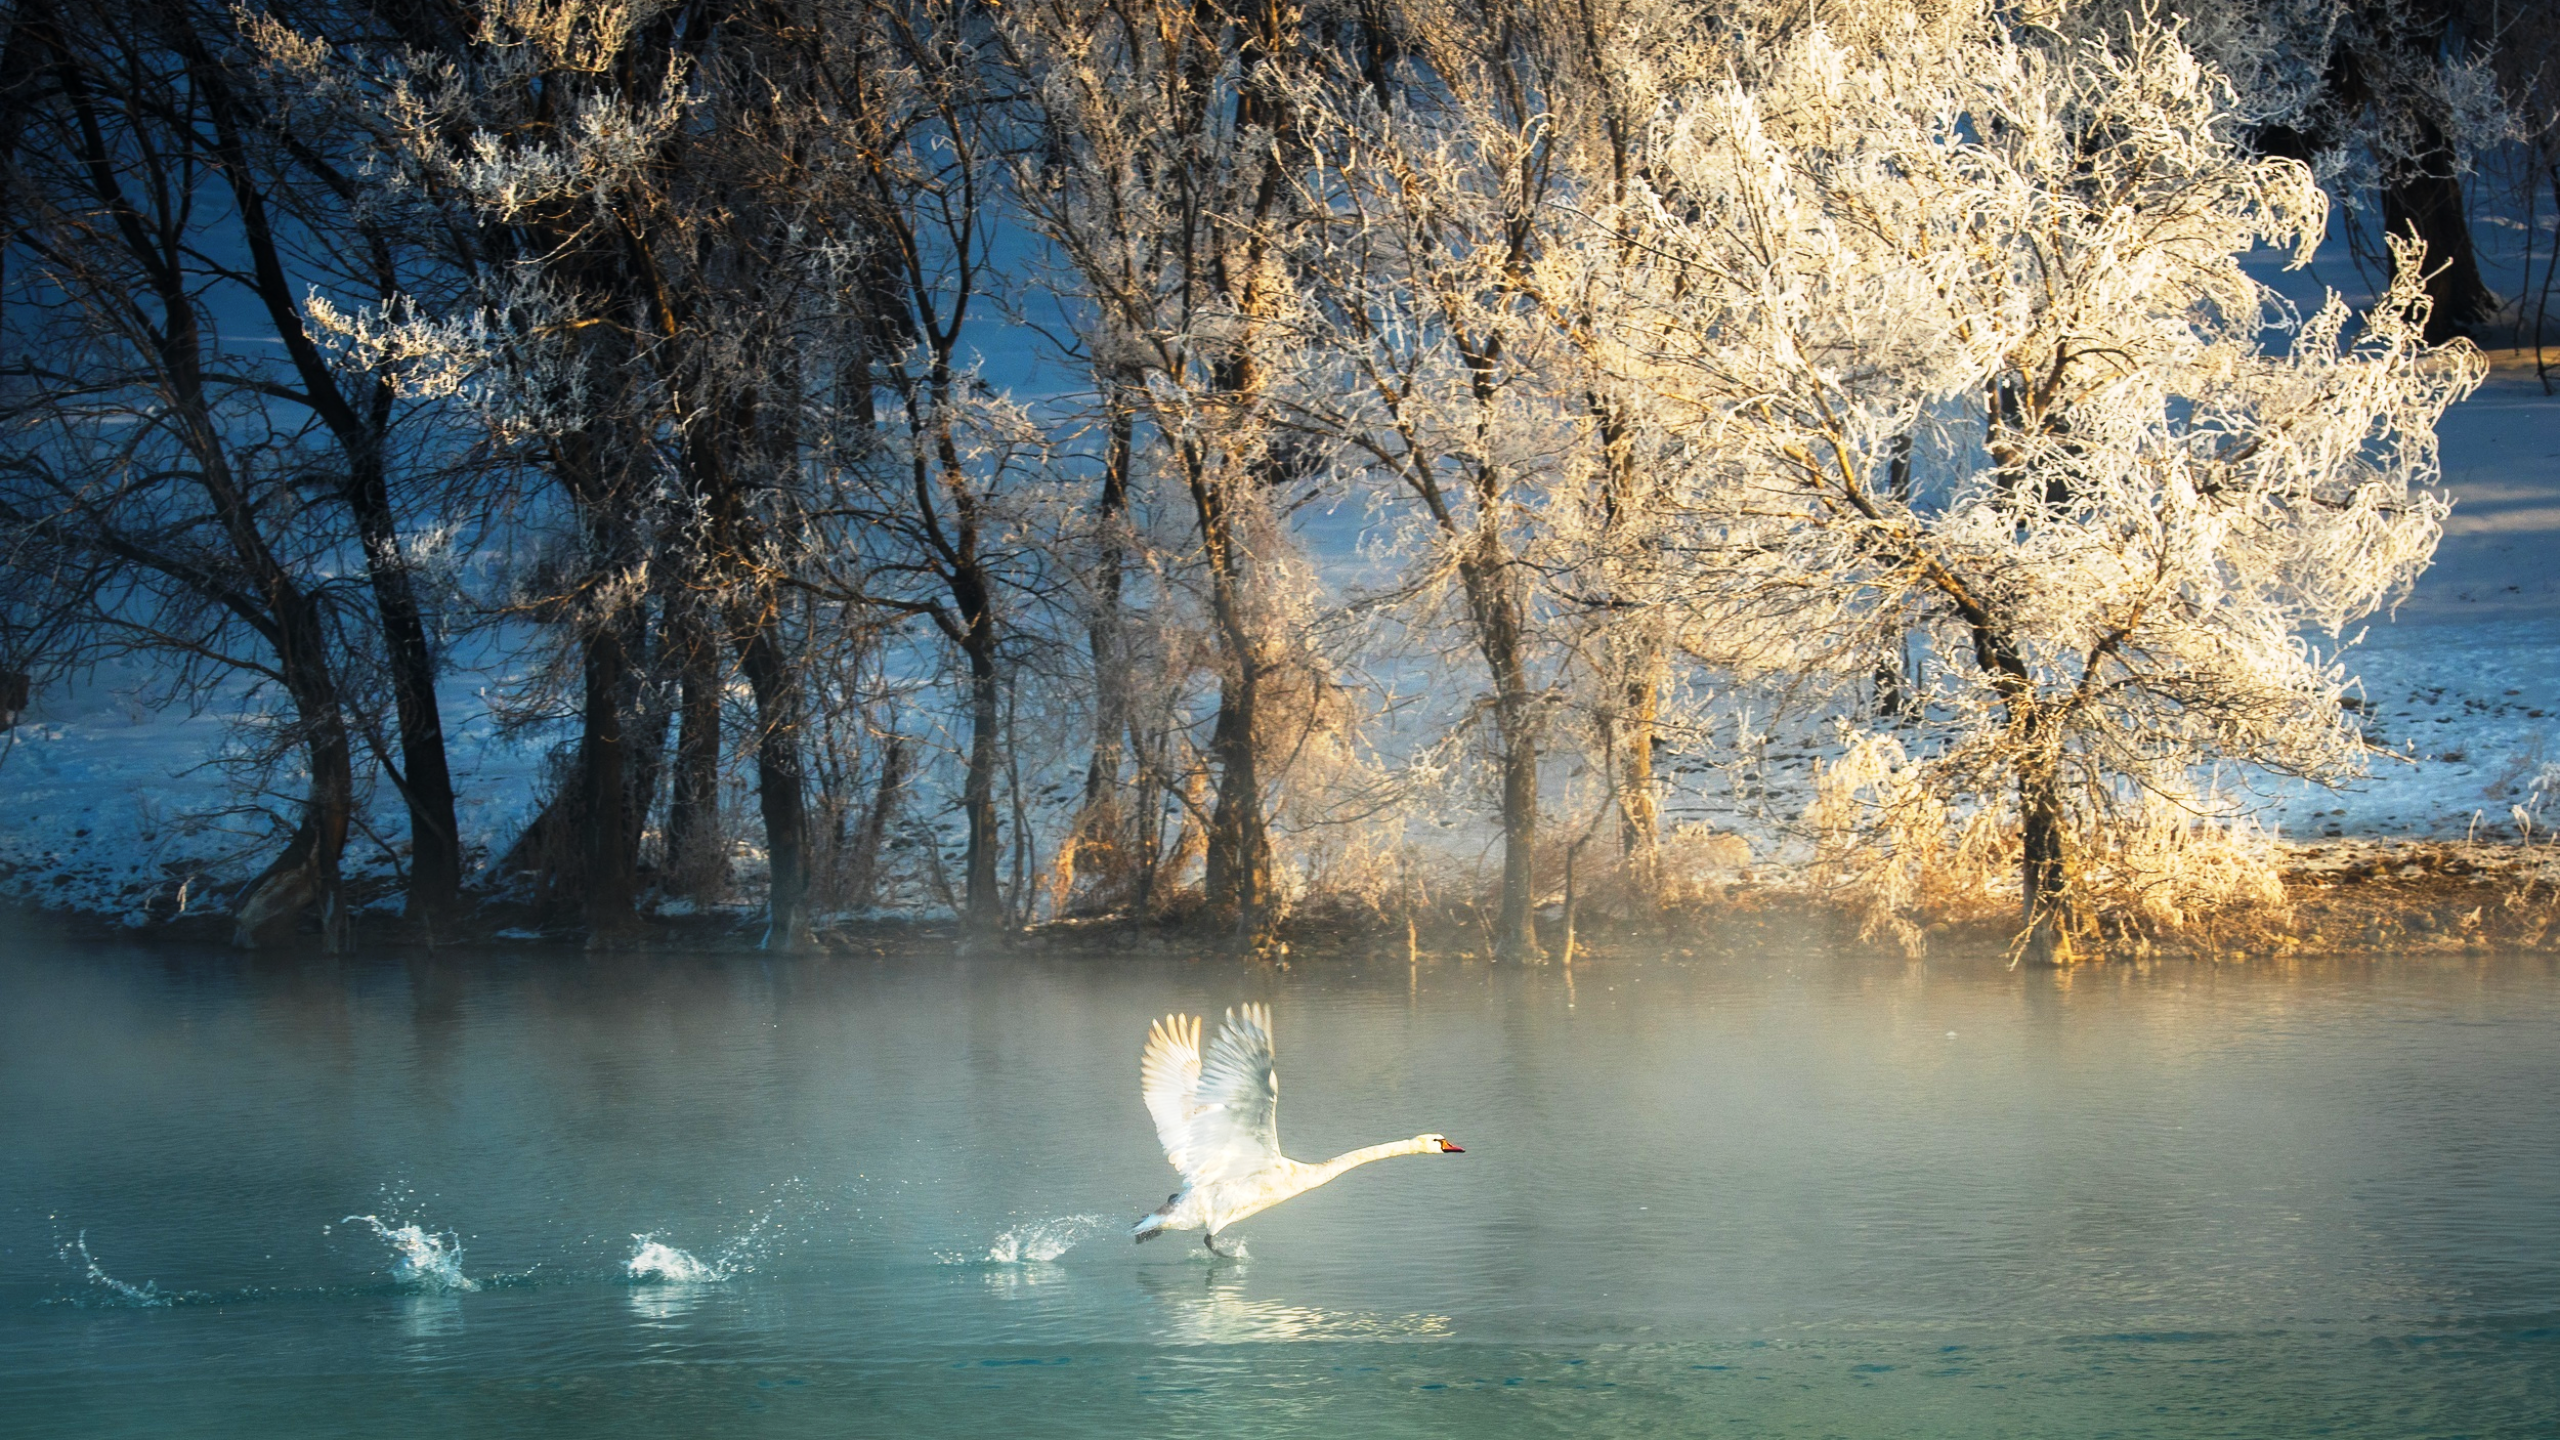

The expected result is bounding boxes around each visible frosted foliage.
[248,0,690,442]
[209,0,2491,945]
[1813,734,2288,956]
[1577,6,2483,939]
[1002,0,1398,924]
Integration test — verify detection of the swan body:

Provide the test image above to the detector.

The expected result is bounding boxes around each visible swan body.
[1131,1004,1461,1252]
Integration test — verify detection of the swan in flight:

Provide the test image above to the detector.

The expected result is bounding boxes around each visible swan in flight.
[1132,1003,1462,1255]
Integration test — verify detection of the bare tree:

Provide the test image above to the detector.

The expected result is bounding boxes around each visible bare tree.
[1002,0,1338,944]
[195,0,471,924]
[0,0,445,948]
[808,0,1036,934]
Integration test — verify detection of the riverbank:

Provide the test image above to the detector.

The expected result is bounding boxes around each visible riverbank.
[10,831,2555,963]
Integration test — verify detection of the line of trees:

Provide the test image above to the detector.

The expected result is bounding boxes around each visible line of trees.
[0,0,2507,960]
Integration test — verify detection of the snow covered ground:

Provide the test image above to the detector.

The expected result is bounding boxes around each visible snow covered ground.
[0,657,557,926]
[2255,352,2560,842]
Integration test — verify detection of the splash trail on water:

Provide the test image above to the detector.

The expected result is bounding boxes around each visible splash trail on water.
[943,1215,1114,1266]
[50,1233,204,1308]
[341,1215,479,1293]
[627,1180,805,1283]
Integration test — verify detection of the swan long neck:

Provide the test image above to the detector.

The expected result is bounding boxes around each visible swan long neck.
[1306,1136,1437,1183]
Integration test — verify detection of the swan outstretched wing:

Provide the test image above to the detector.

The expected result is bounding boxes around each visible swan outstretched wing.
[1140,1013,1204,1174]
[1184,1004,1282,1185]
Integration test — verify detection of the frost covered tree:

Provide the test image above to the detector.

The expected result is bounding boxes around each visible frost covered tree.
[1001,0,1342,942]
[2189,0,2511,340]
[255,0,704,941]
[1587,5,2484,960]
[1278,1,1590,959]
[0,0,2509,954]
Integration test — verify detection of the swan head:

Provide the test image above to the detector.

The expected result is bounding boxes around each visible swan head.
[1418,1133,1464,1153]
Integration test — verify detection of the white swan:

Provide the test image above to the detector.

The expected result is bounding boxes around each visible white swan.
[1131,1003,1462,1254]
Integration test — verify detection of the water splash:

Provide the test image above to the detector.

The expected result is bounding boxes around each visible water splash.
[708,1186,801,1274]
[946,1214,1114,1266]
[627,1181,804,1284]
[51,1232,202,1308]
[627,1235,726,1284]
[341,1214,479,1293]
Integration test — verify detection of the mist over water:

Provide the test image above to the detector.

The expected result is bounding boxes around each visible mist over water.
[3,938,2556,1437]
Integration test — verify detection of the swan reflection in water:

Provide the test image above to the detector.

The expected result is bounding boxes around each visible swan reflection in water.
[1137,1266,1451,1345]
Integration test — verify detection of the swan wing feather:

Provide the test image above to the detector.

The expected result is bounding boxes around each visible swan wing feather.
[1184,1003,1282,1185]
[1139,1013,1204,1174]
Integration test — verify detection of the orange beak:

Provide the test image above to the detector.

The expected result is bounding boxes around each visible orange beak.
[1441,1141,1464,1153]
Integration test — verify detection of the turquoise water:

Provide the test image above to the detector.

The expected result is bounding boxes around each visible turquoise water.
[2,936,2555,1436]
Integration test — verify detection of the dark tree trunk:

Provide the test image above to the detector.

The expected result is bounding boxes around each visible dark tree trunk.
[1494,685,1538,959]
[955,574,1004,933]
[2017,753,2075,967]
[1086,386,1133,804]
[578,619,641,944]
[912,407,1007,933]
[1461,548,1538,962]
[735,608,812,950]
[1589,398,1661,891]
[1208,661,1269,907]
[1873,434,1917,720]
[1203,649,1271,933]
[624,604,670,879]
[2382,152,2498,340]
[546,298,648,939]
[847,733,907,909]
[565,454,651,943]
[1072,383,1135,907]
[1128,716,1168,913]
[234,606,355,952]
[1617,652,1659,872]
[664,595,725,899]
[344,446,462,923]
[1190,447,1271,939]
[2351,0,2498,339]
[1960,593,2077,964]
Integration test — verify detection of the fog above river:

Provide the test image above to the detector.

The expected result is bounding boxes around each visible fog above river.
[5,937,2556,1436]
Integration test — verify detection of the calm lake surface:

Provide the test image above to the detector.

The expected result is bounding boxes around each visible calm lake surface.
[3,932,2556,1438]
